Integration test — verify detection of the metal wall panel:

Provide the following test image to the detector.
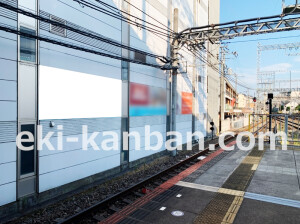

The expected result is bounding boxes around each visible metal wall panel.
[129,144,165,161]
[130,115,166,128]
[0,102,17,121]
[18,63,36,121]
[39,153,120,192]
[0,58,17,81]
[0,1,18,207]
[18,0,36,27]
[0,182,16,206]
[39,0,121,41]
[129,116,166,162]
[38,117,122,192]
[40,118,121,137]
[39,45,122,80]
[176,114,193,123]
[0,162,16,185]
[0,35,17,60]
[39,147,121,175]
[0,142,16,164]
[146,0,168,17]
[0,80,16,101]
[38,130,121,157]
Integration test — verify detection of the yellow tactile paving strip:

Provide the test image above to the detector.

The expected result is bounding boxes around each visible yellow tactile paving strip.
[222,196,244,224]
[194,146,265,224]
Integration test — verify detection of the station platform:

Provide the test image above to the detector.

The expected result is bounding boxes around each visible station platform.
[101,142,300,224]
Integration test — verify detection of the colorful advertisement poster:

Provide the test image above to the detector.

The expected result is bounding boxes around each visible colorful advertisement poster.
[129,82,167,116]
[181,92,193,114]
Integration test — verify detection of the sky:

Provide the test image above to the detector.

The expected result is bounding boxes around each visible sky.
[220,0,300,96]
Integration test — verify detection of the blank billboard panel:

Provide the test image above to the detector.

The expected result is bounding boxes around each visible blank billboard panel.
[39,66,122,119]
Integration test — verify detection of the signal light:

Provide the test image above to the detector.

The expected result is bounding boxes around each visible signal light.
[210,121,214,140]
[253,97,257,103]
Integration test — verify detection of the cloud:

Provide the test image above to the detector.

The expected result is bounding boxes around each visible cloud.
[231,67,257,91]
[261,63,292,72]
[294,57,300,63]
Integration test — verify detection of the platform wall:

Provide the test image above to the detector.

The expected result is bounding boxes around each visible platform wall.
[0,4,17,207]
[0,0,215,208]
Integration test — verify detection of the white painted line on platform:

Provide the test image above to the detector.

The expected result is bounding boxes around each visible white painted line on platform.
[245,192,300,208]
[176,181,219,192]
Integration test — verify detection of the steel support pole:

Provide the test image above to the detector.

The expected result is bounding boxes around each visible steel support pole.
[269,98,272,132]
[220,48,225,132]
[171,8,178,156]
[192,0,197,139]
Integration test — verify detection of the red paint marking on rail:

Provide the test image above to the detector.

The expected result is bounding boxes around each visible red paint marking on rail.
[99,141,235,224]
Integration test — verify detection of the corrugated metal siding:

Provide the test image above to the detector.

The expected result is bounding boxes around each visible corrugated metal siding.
[40,117,121,137]
[130,115,166,128]
[0,121,17,143]
[39,117,121,192]
[129,115,166,161]
[0,182,16,207]
[39,153,120,192]
[0,6,17,206]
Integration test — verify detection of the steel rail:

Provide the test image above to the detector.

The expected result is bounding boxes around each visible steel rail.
[59,122,265,224]
[58,135,237,224]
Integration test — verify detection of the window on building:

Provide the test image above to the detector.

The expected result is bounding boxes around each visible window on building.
[198,75,202,83]
[20,124,35,176]
[20,26,36,62]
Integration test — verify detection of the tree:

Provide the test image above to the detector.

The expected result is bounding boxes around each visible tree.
[286,107,290,112]
[296,104,300,112]
[280,105,284,111]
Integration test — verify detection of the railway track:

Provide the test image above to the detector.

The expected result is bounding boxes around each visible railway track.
[58,122,267,224]
[58,137,237,223]
[277,116,300,129]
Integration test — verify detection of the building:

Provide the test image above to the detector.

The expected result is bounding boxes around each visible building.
[0,0,220,216]
[238,93,255,114]
[224,78,239,118]
[283,101,298,113]
[207,0,220,134]
[220,79,253,132]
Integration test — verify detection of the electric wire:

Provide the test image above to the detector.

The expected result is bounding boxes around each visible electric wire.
[0,22,162,68]
[0,0,169,63]
[122,0,174,33]
[92,0,174,34]
[71,0,173,38]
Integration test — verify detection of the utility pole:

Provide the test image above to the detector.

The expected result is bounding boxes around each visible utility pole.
[247,89,249,108]
[192,0,197,140]
[220,47,225,132]
[234,73,237,108]
[290,71,292,93]
[171,8,178,156]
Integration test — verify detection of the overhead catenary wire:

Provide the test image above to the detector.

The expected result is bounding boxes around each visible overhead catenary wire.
[0,0,170,62]
[122,0,174,34]
[0,22,162,68]
[71,0,173,38]
[190,47,253,90]
[73,0,221,70]
[73,0,202,64]
[92,0,174,34]
[87,0,254,90]
[0,0,250,86]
